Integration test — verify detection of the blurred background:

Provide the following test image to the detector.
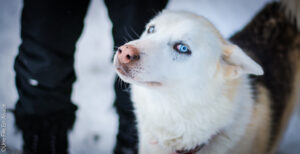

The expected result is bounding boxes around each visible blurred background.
[0,0,299,153]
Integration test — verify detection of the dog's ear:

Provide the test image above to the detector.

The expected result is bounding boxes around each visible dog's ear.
[221,44,263,79]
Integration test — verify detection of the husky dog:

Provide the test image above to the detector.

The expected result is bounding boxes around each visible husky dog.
[113,0,300,153]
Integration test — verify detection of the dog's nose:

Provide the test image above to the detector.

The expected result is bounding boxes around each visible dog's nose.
[117,44,140,64]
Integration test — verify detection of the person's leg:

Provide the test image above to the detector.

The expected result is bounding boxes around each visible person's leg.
[14,0,90,153]
[104,0,168,153]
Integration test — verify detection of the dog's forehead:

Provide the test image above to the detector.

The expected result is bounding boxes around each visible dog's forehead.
[147,10,225,44]
[151,11,210,31]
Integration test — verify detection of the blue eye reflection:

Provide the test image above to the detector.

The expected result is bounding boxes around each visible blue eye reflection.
[179,45,188,52]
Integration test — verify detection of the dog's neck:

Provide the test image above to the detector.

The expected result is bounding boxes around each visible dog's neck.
[131,76,254,153]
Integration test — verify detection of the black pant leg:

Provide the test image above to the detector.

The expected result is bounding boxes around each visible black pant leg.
[14,0,90,153]
[104,0,168,153]
[15,0,90,116]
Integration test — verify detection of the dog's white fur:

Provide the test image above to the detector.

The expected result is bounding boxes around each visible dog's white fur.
[114,10,264,154]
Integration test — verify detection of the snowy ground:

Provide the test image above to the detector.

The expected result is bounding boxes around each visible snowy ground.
[0,0,299,154]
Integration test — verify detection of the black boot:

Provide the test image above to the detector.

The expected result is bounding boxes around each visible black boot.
[113,110,138,154]
[14,109,76,154]
[112,77,138,154]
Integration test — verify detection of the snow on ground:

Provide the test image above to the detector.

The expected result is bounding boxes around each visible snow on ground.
[0,0,299,153]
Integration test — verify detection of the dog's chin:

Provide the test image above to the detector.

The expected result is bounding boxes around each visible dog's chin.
[115,67,162,87]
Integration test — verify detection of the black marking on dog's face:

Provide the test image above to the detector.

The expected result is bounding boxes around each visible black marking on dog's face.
[230,2,299,150]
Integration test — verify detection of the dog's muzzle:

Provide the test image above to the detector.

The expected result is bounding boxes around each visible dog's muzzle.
[115,44,140,76]
[117,44,140,65]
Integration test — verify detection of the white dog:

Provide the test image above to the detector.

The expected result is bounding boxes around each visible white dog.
[113,1,300,153]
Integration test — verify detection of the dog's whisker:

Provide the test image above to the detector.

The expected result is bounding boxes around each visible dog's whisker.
[124,35,132,42]
[150,9,158,15]
[121,80,125,90]
[114,46,120,50]
[124,27,134,41]
[118,78,123,89]
[129,26,140,38]
[122,37,129,43]
[119,78,127,90]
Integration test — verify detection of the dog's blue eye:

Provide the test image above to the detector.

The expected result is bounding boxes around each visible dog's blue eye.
[147,25,155,34]
[179,45,188,52]
[174,43,191,54]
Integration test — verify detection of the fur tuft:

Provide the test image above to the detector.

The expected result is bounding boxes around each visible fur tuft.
[281,0,300,30]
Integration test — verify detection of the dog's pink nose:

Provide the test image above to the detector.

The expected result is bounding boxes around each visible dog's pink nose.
[117,44,140,64]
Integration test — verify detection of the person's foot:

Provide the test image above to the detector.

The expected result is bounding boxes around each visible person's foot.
[14,111,76,154]
[114,143,137,154]
[113,111,138,154]
[22,121,69,154]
